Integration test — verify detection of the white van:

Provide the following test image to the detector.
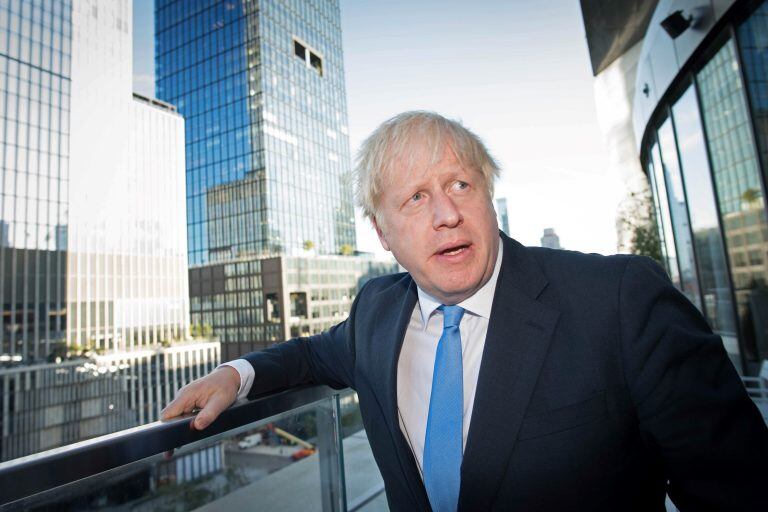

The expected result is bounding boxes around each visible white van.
[238,433,263,450]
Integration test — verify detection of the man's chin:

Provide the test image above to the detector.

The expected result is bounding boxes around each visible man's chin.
[430,280,483,304]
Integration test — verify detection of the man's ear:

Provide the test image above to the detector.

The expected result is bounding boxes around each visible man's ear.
[371,216,391,252]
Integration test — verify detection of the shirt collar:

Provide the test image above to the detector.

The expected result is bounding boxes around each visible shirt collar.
[416,239,504,329]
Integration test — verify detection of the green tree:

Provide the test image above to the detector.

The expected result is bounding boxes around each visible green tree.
[742,188,761,207]
[617,188,663,264]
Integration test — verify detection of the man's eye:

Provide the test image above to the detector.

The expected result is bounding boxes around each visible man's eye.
[455,181,469,190]
[411,192,422,202]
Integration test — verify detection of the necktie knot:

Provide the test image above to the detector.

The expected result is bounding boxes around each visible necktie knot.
[440,305,465,329]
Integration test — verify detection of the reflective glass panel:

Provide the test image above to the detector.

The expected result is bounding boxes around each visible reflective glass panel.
[698,37,768,363]
[0,0,71,362]
[3,396,358,512]
[648,142,681,286]
[672,85,738,352]
[657,118,702,309]
[738,0,768,182]
[155,0,356,264]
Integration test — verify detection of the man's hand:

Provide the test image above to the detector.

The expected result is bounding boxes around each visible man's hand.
[161,366,241,430]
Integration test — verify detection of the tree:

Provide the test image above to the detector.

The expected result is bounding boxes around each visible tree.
[742,188,761,208]
[303,240,315,251]
[339,243,354,256]
[616,188,663,264]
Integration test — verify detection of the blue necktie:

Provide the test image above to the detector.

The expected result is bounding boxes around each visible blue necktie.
[423,305,465,512]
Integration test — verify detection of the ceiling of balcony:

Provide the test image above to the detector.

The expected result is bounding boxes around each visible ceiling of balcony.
[580,0,660,75]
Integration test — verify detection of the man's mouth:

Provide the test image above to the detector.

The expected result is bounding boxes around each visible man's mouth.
[436,243,471,256]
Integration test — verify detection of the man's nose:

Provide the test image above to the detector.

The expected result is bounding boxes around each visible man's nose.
[432,191,461,229]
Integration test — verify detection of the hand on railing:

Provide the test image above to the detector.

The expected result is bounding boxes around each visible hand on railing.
[161,366,240,430]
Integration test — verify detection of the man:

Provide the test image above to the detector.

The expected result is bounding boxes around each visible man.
[163,112,768,511]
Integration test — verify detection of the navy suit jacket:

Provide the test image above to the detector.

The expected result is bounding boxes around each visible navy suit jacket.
[243,233,768,511]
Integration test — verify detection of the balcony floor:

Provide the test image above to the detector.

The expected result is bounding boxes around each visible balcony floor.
[194,429,388,511]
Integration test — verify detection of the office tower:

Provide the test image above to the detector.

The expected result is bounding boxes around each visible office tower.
[156,0,356,264]
[495,197,509,235]
[0,0,194,360]
[541,228,561,250]
[156,1,396,359]
[68,1,191,352]
[0,0,71,361]
[0,0,218,462]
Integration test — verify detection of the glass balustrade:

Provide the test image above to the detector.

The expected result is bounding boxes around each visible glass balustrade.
[0,386,386,512]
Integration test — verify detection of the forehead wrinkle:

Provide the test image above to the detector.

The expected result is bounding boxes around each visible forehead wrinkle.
[389,141,477,195]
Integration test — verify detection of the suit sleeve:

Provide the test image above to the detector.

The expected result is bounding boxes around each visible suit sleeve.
[618,255,768,511]
[240,281,366,398]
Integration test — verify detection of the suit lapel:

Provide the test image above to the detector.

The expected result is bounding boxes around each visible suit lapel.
[368,276,432,509]
[458,235,560,511]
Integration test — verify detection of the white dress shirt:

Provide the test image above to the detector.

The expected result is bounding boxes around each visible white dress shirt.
[397,242,502,475]
[224,241,504,477]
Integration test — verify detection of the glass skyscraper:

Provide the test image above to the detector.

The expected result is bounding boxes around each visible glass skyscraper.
[156,0,381,359]
[156,0,356,265]
[0,0,71,361]
[0,0,218,462]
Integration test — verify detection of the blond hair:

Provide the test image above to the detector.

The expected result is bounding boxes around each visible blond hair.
[354,111,501,220]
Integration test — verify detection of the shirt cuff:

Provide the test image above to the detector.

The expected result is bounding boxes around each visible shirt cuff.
[219,359,255,400]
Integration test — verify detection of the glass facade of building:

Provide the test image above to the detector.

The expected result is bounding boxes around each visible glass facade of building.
[0,341,220,462]
[0,0,72,360]
[641,0,768,372]
[1,0,216,463]
[495,197,509,235]
[67,1,191,353]
[156,0,356,265]
[189,254,398,360]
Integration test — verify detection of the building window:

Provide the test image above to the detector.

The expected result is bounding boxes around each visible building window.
[290,292,307,319]
[738,0,768,180]
[647,142,680,286]
[671,85,737,345]
[292,37,323,77]
[697,37,768,362]
[294,40,306,60]
[265,293,281,323]
[657,117,702,310]
[309,52,323,76]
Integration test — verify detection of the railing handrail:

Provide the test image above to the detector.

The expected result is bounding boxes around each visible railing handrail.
[0,384,342,507]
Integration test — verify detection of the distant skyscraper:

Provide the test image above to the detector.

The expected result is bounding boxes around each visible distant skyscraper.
[67,1,190,352]
[155,0,396,359]
[0,0,71,359]
[0,0,217,462]
[541,228,562,249]
[495,197,510,235]
[156,0,356,264]
[0,0,193,360]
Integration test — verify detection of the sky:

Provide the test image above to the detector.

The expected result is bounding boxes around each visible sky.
[133,0,623,255]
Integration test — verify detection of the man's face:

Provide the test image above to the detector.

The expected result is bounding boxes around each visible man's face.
[372,145,499,305]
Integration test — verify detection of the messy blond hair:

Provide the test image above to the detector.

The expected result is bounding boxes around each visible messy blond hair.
[354,111,501,220]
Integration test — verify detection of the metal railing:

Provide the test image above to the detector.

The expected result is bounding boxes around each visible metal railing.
[0,385,386,511]
[1,376,764,511]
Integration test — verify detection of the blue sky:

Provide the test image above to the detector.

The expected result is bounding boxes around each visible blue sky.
[132,0,621,255]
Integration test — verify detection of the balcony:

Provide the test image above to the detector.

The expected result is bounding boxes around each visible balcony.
[0,386,386,511]
[1,377,766,511]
